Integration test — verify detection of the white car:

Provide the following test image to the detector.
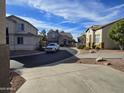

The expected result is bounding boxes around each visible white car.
[45,43,60,53]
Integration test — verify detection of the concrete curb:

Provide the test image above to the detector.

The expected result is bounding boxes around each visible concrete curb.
[10,52,45,58]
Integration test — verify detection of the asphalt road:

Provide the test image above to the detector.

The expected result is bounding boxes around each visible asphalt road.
[11,48,77,68]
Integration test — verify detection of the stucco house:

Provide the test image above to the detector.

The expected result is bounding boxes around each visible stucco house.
[6,15,40,50]
[86,18,124,49]
[47,30,73,46]
[59,31,73,46]
[47,30,60,44]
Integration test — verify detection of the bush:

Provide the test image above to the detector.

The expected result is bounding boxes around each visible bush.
[92,42,96,49]
[84,47,90,50]
[60,44,64,47]
[95,46,100,50]
[77,45,85,49]
[36,44,45,51]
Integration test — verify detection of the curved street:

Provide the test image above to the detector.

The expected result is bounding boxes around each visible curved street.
[10,48,77,69]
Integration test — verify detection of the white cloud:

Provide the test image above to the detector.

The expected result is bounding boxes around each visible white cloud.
[105,4,124,12]
[18,16,64,30]
[6,0,121,22]
[6,0,124,38]
[10,14,79,38]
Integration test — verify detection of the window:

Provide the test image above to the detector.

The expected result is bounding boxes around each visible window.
[52,34,56,38]
[17,37,23,44]
[95,34,100,43]
[6,28,9,36]
[17,23,24,31]
[6,27,9,44]
[21,24,24,31]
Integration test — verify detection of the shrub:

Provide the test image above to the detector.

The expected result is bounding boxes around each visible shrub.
[60,44,64,47]
[84,47,90,50]
[77,45,85,49]
[36,45,44,51]
[108,20,124,50]
[95,46,100,50]
[92,42,96,49]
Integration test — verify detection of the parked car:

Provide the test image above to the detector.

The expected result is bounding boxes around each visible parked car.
[45,43,60,53]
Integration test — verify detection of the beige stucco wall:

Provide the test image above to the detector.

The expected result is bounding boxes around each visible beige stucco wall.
[6,19,16,34]
[10,35,40,50]
[102,25,118,49]
[86,28,95,47]
[6,17,40,50]
[95,29,102,45]
[86,24,118,49]
[7,17,37,35]
[92,25,118,49]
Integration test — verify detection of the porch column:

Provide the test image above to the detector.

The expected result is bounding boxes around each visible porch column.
[0,0,10,93]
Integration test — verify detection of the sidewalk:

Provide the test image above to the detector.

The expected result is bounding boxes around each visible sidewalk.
[16,63,124,93]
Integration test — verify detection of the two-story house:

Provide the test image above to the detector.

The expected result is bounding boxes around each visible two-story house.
[6,15,40,50]
[47,30,60,44]
[59,31,73,46]
[47,30,73,46]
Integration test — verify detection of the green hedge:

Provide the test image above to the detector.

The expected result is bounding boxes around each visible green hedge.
[77,45,85,49]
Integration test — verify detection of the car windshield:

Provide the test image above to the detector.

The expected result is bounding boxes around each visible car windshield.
[48,43,56,46]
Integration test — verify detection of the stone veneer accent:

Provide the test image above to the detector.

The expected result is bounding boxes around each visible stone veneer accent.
[0,0,6,44]
[0,0,10,93]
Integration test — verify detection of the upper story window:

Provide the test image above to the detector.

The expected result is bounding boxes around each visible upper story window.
[17,23,25,31]
[95,34,100,43]
[52,33,56,38]
[17,37,23,45]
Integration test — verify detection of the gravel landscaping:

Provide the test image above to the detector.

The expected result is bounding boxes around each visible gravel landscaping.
[77,58,124,72]
[9,71,25,93]
[77,49,124,72]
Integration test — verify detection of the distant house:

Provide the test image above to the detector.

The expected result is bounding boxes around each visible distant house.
[59,31,73,46]
[47,30,60,44]
[86,18,124,49]
[47,30,73,46]
[6,15,40,50]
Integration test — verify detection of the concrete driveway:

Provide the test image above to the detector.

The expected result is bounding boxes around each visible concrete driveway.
[16,63,124,93]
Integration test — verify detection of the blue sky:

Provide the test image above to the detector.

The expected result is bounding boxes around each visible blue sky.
[6,0,124,40]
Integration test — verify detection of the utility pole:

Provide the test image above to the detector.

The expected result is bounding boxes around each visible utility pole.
[0,0,10,93]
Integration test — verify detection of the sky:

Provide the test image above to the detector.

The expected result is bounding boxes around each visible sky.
[6,0,124,40]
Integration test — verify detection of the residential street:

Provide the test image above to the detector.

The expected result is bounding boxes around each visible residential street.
[10,49,124,93]
[10,48,77,69]
[2,1,124,93]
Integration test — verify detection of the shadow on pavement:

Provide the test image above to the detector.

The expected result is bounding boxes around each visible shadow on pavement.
[11,49,79,68]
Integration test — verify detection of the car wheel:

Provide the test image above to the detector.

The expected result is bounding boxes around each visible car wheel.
[54,49,57,52]
[46,51,49,53]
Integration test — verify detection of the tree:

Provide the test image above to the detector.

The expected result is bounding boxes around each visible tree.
[78,34,86,45]
[39,29,47,41]
[108,20,124,50]
[39,29,47,50]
